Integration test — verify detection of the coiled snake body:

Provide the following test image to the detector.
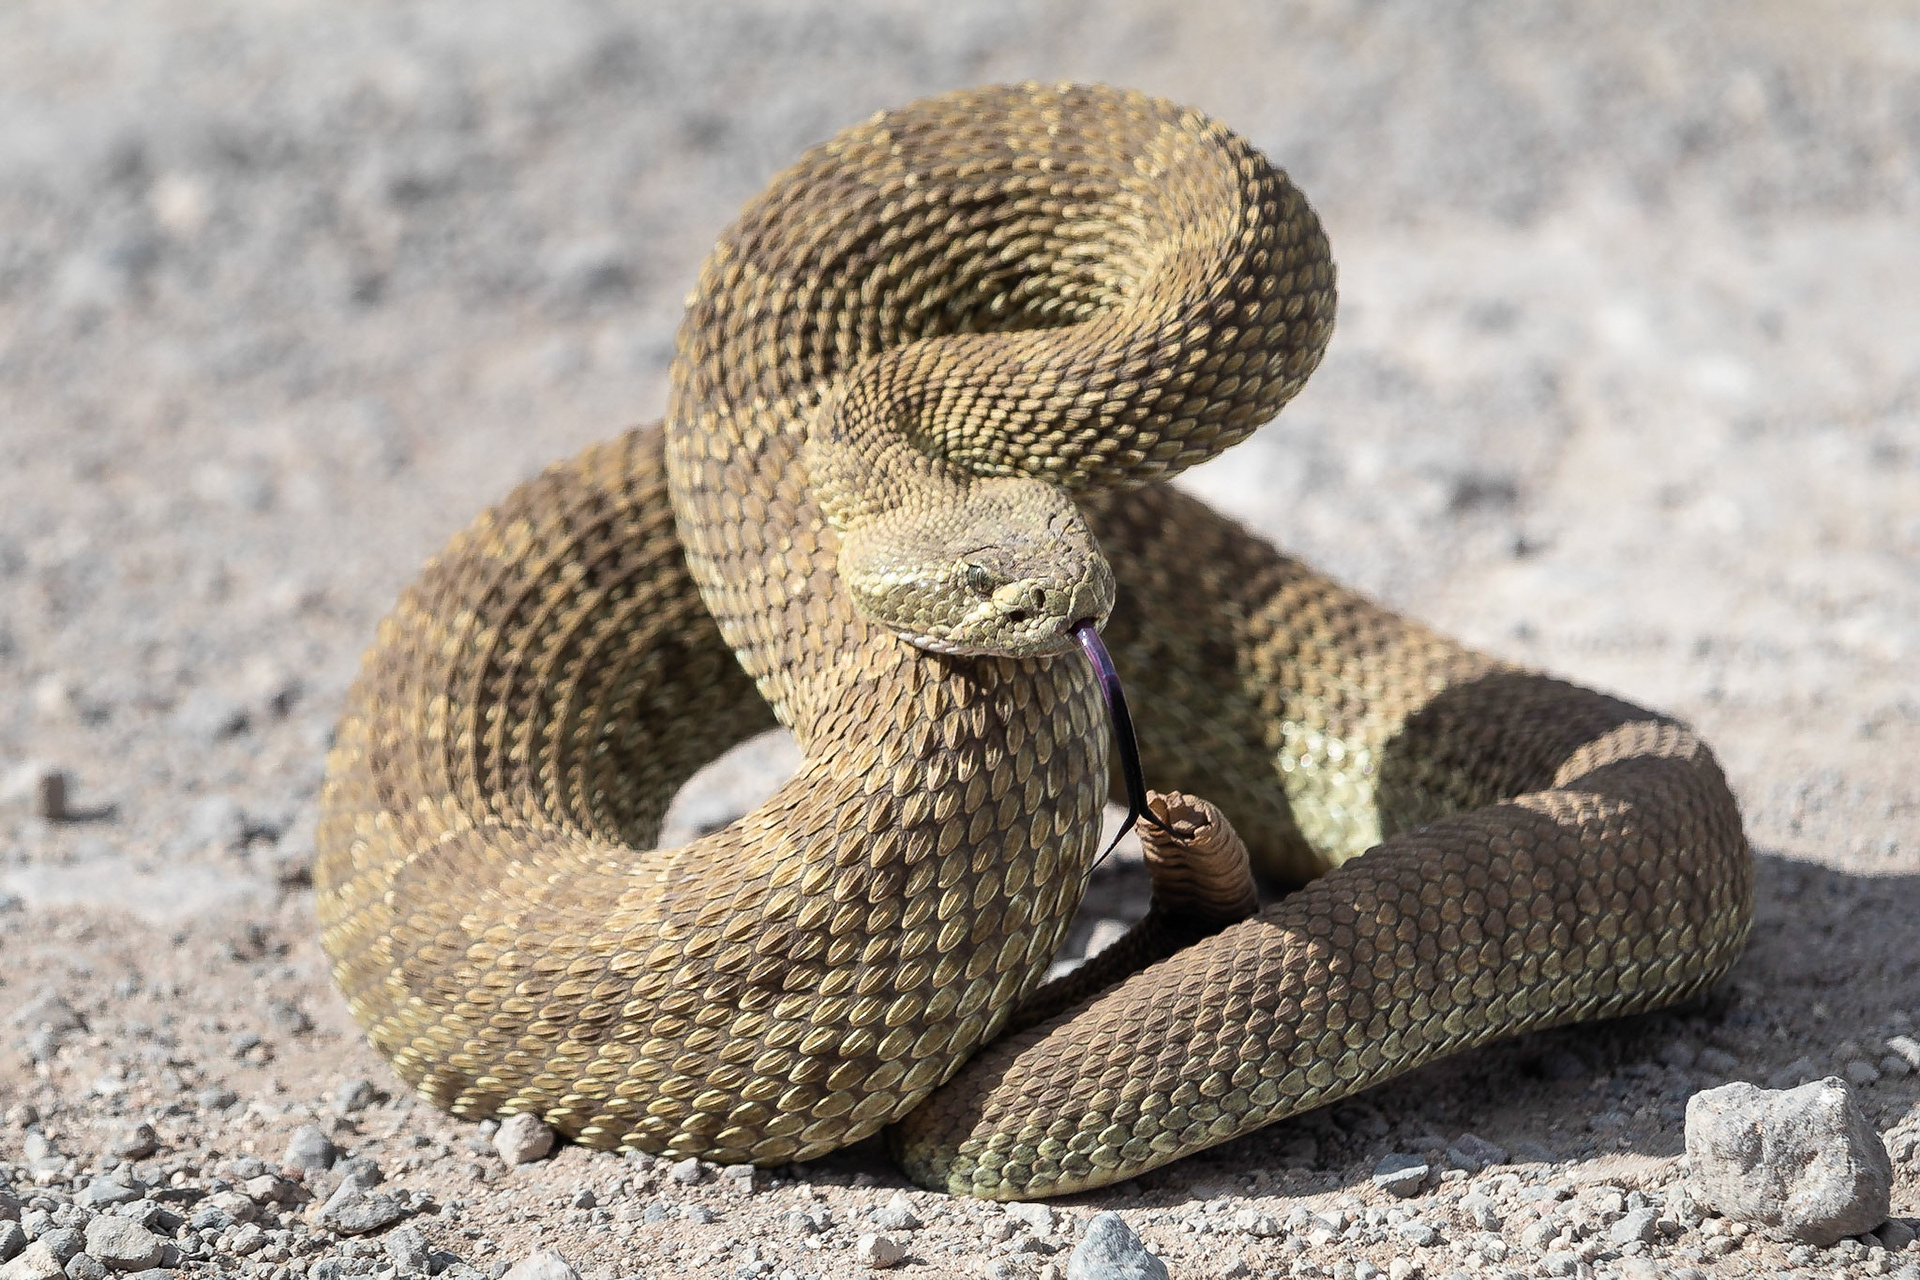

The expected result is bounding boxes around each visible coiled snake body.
[316,84,1753,1199]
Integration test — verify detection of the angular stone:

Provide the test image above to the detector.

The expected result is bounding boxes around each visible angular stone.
[854,1233,905,1268]
[81,1219,163,1272]
[1685,1076,1893,1245]
[1372,1153,1429,1198]
[317,1179,408,1236]
[1067,1212,1168,1280]
[500,1250,580,1280]
[492,1114,555,1166]
[0,1240,66,1280]
[1445,1133,1508,1173]
[1608,1207,1660,1245]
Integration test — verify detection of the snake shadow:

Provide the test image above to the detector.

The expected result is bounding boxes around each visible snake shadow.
[787,848,1920,1207]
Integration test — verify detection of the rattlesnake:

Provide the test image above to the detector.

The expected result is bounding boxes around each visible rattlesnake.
[316,83,1753,1199]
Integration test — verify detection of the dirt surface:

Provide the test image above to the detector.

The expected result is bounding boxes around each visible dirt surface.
[2,3,1917,1279]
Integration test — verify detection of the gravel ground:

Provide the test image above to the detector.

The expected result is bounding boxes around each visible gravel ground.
[2,3,1917,1279]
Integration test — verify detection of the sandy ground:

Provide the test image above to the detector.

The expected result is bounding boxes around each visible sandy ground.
[2,3,1917,1278]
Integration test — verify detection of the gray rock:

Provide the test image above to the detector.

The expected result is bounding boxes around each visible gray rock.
[282,1124,337,1173]
[61,1255,106,1280]
[1766,1055,1820,1090]
[317,1179,409,1236]
[1509,1139,1558,1164]
[491,1114,555,1166]
[384,1226,430,1271]
[1685,1076,1893,1244]
[79,1219,162,1272]
[75,1180,139,1211]
[333,1078,377,1114]
[1695,1047,1741,1075]
[105,1124,157,1162]
[667,1157,707,1185]
[1875,1218,1915,1251]
[1067,1212,1167,1280]
[1372,1153,1429,1197]
[1445,1133,1508,1172]
[1609,1207,1661,1245]
[853,1233,905,1268]
[34,1234,79,1269]
[500,1250,580,1280]
[1888,1036,1920,1073]
[1397,1221,1438,1246]
[0,1225,23,1265]
[872,1192,921,1232]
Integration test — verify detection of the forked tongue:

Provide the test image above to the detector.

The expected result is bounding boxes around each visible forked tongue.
[1072,620,1172,863]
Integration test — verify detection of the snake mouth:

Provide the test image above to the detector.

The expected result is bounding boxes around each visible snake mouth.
[1072,620,1172,861]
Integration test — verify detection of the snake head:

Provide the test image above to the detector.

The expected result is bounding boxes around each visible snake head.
[835,475,1115,658]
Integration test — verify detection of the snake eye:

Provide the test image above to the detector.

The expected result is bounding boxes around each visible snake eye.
[964,562,998,597]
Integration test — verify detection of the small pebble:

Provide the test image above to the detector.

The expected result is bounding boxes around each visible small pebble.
[0,1223,25,1265]
[854,1233,905,1269]
[384,1226,431,1271]
[1695,1047,1741,1075]
[1398,1221,1438,1247]
[1444,1133,1507,1173]
[79,1219,162,1272]
[33,770,71,823]
[62,1255,106,1280]
[107,1122,157,1161]
[1006,1203,1054,1233]
[720,1163,760,1193]
[667,1157,707,1185]
[1232,1208,1280,1237]
[873,1191,921,1232]
[1066,1212,1168,1280]
[333,1078,377,1114]
[492,1114,555,1166]
[76,1178,140,1210]
[1372,1153,1429,1198]
[1609,1207,1661,1245]
[282,1124,338,1173]
[1686,1076,1893,1244]
[317,1179,409,1236]
[500,1250,581,1280]
[1846,1059,1882,1087]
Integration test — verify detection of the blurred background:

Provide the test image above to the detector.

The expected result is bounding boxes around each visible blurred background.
[1,0,1916,937]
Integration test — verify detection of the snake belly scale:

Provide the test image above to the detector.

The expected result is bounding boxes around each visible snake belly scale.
[315,83,1753,1199]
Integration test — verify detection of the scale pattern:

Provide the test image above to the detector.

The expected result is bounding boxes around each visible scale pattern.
[315,83,1753,1199]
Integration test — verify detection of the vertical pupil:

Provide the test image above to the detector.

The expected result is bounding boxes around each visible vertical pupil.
[966,564,995,596]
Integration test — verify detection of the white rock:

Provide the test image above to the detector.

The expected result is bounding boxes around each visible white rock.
[501,1249,581,1280]
[0,1239,64,1280]
[1686,1076,1893,1245]
[493,1113,556,1165]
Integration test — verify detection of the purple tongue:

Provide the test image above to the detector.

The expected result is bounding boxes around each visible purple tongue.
[1072,620,1171,862]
